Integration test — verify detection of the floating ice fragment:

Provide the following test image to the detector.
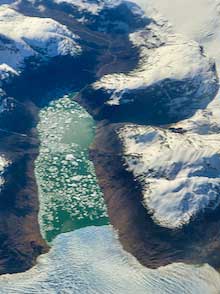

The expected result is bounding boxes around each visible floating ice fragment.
[65,154,75,161]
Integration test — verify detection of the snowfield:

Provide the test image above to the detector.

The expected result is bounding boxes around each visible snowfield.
[135,0,220,65]
[119,124,220,228]
[0,6,81,77]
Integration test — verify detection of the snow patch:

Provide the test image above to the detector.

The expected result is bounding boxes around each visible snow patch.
[54,0,108,15]
[0,155,10,191]
[0,63,18,80]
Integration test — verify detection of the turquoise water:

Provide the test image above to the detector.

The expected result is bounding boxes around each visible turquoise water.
[35,94,108,242]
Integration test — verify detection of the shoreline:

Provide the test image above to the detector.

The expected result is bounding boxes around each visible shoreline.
[0,101,49,274]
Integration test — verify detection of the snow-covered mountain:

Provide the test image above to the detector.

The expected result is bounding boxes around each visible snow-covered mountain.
[33,0,220,231]
[93,18,218,123]
[136,0,220,63]
[119,124,220,229]
[0,5,81,78]
[22,0,147,35]
[114,0,220,229]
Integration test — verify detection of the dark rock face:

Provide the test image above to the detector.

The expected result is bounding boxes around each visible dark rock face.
[0,0,220,274]
[0,100,49,274]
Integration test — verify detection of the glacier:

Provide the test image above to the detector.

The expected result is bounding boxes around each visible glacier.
[0,226,220,294]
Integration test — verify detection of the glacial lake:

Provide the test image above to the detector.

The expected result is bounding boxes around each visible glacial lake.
[35,94,108,242]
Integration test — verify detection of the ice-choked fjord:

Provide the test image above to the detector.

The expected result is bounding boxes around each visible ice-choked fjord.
[36,95,108,241]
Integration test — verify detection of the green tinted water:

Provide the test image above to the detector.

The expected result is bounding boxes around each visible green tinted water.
[35,94,109,242]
